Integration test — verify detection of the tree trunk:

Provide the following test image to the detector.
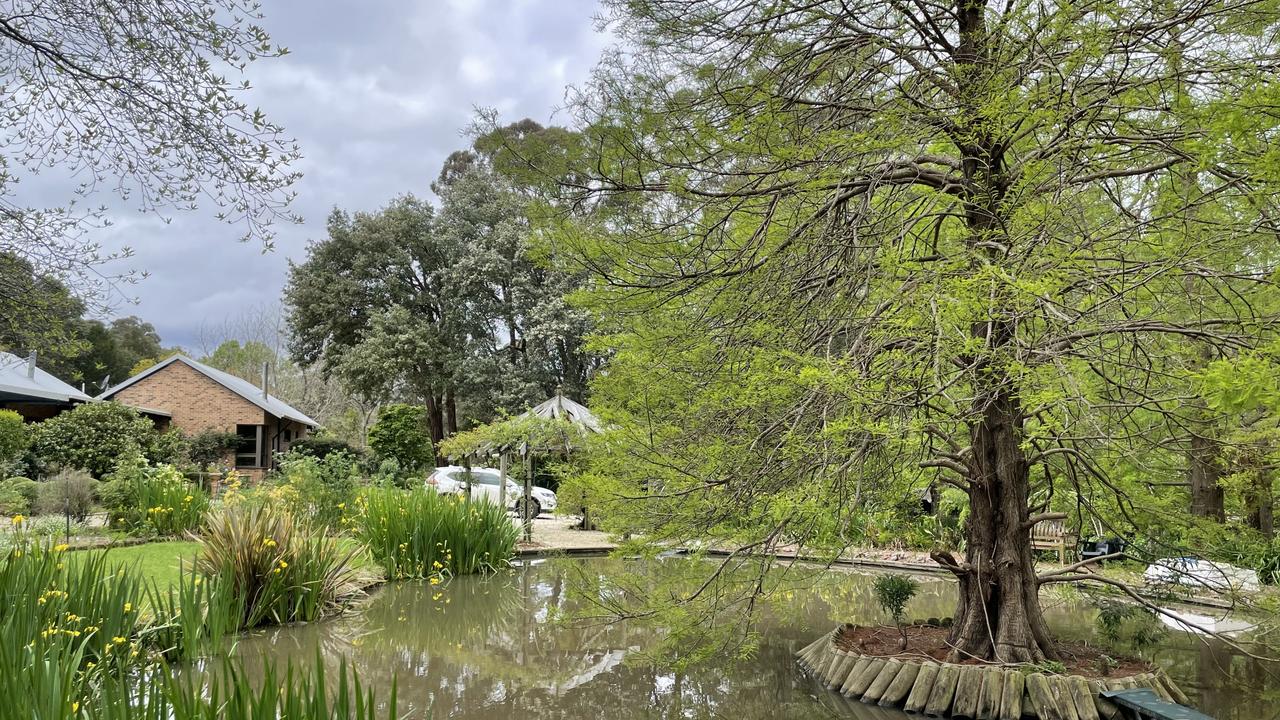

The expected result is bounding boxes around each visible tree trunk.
[1188,429,1225,521]
[1246,467,1275,539]
[943,387,1056,664]
[425,392,444,446]
[445,388,459,437]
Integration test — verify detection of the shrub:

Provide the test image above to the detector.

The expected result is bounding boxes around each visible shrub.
[187,429,242,469]
[872,573,919,650]
[197,504,363,628]
[367,404,434,474]
[29,402,158,477]
[353,486,517,579]
[1258,539,1280,585]
[0,477,36,515]
[267,451,361,529]
[37,468,97,523]
[289,435,365,461]
[0,409,27,475]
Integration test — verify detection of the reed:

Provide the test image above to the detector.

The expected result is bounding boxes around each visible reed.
[354,486,518,579]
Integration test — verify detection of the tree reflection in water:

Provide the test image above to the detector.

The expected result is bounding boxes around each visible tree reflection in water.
[232,557,1278,719]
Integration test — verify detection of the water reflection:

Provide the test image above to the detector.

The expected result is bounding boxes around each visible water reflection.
[233,557,1278,719]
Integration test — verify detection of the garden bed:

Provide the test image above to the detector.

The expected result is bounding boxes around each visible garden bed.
[798,625,1190,720]
[834,625,1153,680]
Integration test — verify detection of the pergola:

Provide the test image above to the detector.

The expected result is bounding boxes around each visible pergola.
[442,391,603,541]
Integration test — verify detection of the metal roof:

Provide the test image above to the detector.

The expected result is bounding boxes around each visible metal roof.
[0,351,93,404]
[98,354,318,426]
[520,392,603,432]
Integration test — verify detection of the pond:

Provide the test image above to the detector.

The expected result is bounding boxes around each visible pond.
[232,557,1277,719]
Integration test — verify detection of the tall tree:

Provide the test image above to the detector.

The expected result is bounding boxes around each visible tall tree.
[566,0,1280,663]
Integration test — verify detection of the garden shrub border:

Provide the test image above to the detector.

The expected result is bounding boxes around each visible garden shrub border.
[796,626,1191,720]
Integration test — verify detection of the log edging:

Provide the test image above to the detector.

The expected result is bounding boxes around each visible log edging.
[795,626,1188,720]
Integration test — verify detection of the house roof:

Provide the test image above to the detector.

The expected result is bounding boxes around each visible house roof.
[0,351,93,404]
[98,355,319,427]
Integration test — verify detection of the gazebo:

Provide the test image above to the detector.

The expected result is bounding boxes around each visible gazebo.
[441,391,603,541]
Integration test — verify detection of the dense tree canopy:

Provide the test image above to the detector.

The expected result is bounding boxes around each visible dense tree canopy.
[286,124,598,448]
[562,0,1280,663]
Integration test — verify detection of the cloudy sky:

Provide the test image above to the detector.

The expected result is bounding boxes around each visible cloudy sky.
[93,0,609,351]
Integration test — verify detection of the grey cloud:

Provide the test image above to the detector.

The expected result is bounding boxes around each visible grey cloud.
[85,0,606,350]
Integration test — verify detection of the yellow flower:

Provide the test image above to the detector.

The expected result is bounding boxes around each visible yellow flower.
[71,702,80,713]
[53,544,69,552]
[123,603,132,613]
[112,636,126,644]
[10,514,23,525]
[278,560,288,568]
[337,503,345,509]
[184,495,193,502]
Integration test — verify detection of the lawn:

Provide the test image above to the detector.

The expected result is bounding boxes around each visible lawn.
[74,537,379,591]
[80,540,203,590]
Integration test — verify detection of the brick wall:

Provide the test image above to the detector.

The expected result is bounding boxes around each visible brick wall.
[111,361,268,432]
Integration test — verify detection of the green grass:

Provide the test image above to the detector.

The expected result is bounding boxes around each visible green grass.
[79,541,203,590]
[76,538,377,592]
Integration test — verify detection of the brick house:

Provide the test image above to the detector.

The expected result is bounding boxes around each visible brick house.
[0,351,93,421]
[98,355,317,479]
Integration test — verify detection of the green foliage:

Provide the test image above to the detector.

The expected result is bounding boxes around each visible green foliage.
[29,402,158,477]
[1093,599,1167,655]
[144,564,241,661]
[149,428,190,467]
[0,544,152,695]
[872,573,919,634]
[0,410,27,474]
[353,486,517,579]
[197,504,362,629]
[367,404,434,474]
[99,457,208,536]
[37,468,96,523]
[135,467,209,537]
[288,435,365,461]
[0,477,36,515]
[266,451,361,530]
[1257,539,1280,585]
[186,429,241,469]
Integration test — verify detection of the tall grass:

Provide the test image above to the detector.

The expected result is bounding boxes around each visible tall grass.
[354,486,518,579]
[198,504,363,628]
[93,657,396,720]
[144,562,243,662]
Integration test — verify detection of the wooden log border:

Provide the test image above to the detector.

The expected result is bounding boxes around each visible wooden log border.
[795,626,1191,720]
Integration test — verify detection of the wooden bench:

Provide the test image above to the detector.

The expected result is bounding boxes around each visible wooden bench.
[1101,688,1214,720]
[1030,519,1077,564]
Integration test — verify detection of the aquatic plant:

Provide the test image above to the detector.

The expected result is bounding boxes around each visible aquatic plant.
[100,459,209,536]
[354,486,517,579]
[198,504,363,628]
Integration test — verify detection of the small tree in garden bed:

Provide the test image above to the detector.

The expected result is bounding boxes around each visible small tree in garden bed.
[872,574,919,651]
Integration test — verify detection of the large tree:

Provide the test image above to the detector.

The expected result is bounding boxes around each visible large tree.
[287,135,598,446]
[566,0,1280,663]
[0,0,300,308]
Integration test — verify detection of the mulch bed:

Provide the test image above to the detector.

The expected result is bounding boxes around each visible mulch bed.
[834,624,1152,679]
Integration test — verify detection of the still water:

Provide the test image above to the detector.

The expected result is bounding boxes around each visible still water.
[233,557,1277,719]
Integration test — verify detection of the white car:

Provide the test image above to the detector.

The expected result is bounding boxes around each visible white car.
[426,465,558,518]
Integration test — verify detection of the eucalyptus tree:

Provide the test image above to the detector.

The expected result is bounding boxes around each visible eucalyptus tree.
[0,0,300,308]
[568,0,1280,663]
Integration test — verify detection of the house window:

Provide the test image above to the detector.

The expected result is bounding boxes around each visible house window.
[235,424,262,468]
